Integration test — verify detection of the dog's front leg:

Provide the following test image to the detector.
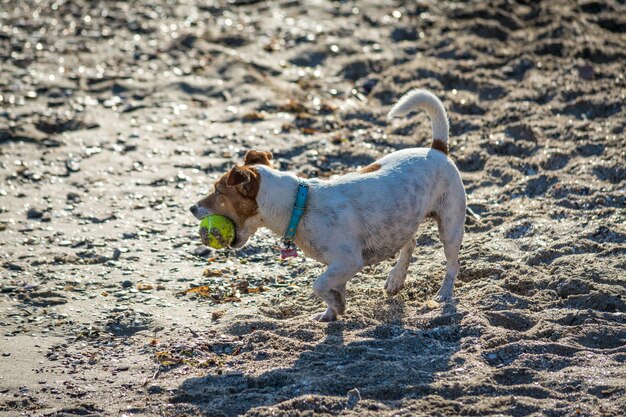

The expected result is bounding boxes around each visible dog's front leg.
[385,236,417,296]
[311,261,362,322]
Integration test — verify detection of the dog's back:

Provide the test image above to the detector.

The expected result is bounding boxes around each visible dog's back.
[303,145,464,265]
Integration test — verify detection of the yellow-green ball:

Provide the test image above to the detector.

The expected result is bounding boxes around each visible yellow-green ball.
[199,215,235,249]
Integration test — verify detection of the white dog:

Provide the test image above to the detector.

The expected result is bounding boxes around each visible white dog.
[190,90,466,321]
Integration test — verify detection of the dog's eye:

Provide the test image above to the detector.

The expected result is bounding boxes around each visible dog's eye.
[215,189,221,197]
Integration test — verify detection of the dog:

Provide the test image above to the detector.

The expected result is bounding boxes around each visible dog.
[190,89,466,321]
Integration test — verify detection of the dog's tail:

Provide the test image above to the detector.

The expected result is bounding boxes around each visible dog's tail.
[387,89,449,155]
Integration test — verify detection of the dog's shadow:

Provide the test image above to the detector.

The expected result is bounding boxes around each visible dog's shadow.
[172,300,461,416]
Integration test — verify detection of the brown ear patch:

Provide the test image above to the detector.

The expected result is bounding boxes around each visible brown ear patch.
[359,163,381,174]
[244,150,273,166]
[226,166,260,198]
[226,166,251,187]
[431,139,448,155]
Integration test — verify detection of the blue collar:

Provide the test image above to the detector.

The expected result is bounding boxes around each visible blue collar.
[283,180,309,243]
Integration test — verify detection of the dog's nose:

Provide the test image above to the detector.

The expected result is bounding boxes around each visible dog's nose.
[189,204,198,215]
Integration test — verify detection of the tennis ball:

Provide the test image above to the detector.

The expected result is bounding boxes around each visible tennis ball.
[199,215,235,249]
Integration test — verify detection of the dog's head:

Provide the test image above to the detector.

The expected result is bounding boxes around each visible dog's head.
[189,150,273,248]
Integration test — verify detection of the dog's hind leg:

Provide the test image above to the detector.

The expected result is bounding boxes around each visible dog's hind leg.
[311,258,362,322]
[385,237,417,296]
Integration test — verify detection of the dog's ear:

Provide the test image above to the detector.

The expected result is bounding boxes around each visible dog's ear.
[226,166,259,197]
[244,150,273,166]
[226,166,251,187]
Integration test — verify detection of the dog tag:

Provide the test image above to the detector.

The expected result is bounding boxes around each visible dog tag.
[280,247,298,259]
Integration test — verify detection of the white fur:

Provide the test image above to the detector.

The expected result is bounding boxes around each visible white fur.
[388,89,449,141]
[228,90,466,321]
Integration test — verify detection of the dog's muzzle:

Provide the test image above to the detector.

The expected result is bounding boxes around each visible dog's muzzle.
[189,204,210,220]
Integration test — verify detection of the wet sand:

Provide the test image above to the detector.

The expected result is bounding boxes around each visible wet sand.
[1,0,625,416]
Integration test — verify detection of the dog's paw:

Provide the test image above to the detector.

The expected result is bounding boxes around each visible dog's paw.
[384,271,406,296]
[311,309,336,322]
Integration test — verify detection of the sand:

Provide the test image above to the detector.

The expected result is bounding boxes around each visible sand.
[0,0,625,416]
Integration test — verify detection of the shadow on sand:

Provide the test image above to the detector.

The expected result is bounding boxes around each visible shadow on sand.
[173,300,461,416]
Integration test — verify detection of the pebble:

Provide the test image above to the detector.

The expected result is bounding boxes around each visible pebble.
[65,159,81,173]
[27,208,44,219]
[346,388,361,409]
[147,385,164,394]
[121,280,133,288]
[193,246,212,257]
[112,248,122,261]
[3,263,23,271]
